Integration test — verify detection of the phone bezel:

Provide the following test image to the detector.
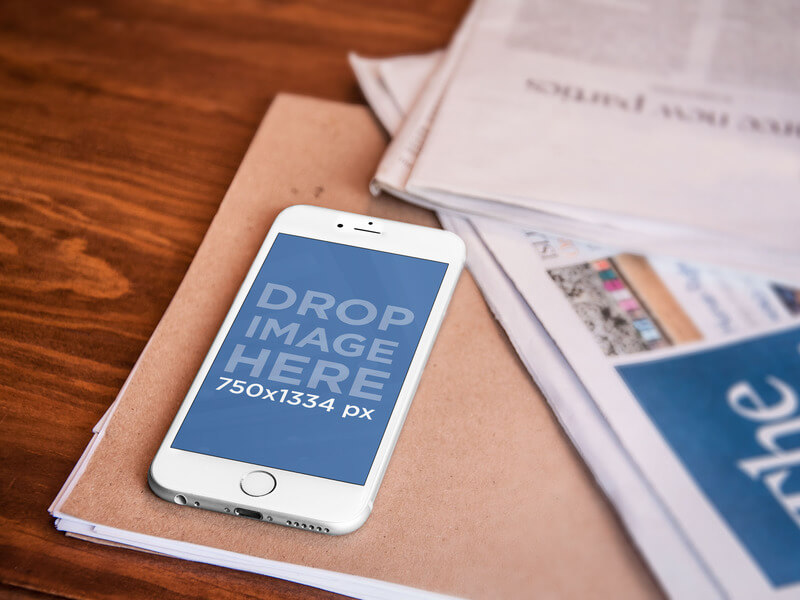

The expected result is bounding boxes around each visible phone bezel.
[149,205,465,533]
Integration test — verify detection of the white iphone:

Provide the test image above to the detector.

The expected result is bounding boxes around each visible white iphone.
[149,205,465,534]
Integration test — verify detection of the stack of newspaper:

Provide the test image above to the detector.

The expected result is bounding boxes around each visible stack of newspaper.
[350,2,800,598]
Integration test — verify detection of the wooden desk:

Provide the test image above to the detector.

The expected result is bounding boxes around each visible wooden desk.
[0,2,469,597]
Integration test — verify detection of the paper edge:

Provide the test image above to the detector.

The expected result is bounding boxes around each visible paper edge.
[53,514,464,600]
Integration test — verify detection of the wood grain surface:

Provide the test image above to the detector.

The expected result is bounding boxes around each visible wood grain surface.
[0,1,469,598]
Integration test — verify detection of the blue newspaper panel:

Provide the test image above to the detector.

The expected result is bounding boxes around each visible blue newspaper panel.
[173,233,448,485]
[616,325,800,587]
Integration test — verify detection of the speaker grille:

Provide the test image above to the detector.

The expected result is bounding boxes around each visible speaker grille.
[285,520,328,533]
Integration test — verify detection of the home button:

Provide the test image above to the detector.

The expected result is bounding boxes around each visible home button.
[240,470,276,497]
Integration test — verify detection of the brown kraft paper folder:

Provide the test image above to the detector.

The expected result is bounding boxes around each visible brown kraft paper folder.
[52,94,661,599]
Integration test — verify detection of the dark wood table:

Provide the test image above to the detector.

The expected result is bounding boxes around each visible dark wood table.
[0,1,469,597]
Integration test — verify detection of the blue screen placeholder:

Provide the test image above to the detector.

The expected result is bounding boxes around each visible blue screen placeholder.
[172,233,448,485]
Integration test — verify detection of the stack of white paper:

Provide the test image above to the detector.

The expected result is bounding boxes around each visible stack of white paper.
[350,6,800,596]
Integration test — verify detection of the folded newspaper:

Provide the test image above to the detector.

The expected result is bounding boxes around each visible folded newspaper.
[350,5,800,597]
[362,0,800,285]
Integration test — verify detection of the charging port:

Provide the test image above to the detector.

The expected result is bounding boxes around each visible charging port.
[234,507,262,520]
